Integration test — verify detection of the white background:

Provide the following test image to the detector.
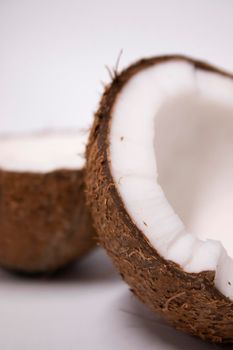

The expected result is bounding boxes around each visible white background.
[1,0,233,349]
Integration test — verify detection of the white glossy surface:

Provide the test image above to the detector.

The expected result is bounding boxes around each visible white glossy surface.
[0,249,221,350]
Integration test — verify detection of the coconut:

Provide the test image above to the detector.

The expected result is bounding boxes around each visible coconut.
[0,130,95,273]
[86,55,233,343]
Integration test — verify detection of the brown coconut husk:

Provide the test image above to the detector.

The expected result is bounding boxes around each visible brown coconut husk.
[86,55,233,343]
[0,166,95,273]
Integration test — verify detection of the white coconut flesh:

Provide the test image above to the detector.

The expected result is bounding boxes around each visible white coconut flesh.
[0,131,86,173]
[110,60,233,299]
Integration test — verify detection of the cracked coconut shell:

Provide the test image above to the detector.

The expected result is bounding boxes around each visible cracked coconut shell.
[86,55,233,343]
[0,131,95,273]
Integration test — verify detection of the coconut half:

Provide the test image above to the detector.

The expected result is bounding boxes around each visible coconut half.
[86,55,233,342]
[0,130,95,273]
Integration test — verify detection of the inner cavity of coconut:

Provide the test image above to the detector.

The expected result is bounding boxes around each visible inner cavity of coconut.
[0,131,86,172]
[110,59,233,299]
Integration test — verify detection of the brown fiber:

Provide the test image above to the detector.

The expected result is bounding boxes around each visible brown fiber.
[0,167,95,273]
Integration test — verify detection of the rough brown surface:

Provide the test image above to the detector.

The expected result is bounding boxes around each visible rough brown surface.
[0,168,95,273]
[86,55,233,343]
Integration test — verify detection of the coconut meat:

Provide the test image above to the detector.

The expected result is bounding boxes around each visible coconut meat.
[110,59,233,299]
[0,131,86,172]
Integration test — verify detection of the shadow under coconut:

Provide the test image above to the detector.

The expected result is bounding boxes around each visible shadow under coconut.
[52,248,120,283]
[114,290,233,350]
[0,248,120,285]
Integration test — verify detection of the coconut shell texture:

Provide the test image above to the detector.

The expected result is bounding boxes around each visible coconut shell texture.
[86,55,233,343]
[0,168,95,273]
